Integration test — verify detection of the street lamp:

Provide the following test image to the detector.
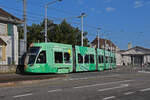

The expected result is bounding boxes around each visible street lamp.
[45,0,62,42]
[78,13,86,46]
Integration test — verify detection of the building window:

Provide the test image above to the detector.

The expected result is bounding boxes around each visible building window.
[55,52,63,63]
[84,55,89,63]
[78,54,83,64]
[0,23,7,35]
[64,52,71,63]
[90,54,94,64]
[36,51,46,63]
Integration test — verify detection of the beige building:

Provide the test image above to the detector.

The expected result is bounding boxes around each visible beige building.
[116,46,150,66]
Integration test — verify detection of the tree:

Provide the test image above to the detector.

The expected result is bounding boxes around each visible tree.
[18,19,90,48]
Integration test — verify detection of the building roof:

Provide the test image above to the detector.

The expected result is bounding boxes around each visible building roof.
[91,37,117,49]
[0,8,22,24]
[121,46,150,55]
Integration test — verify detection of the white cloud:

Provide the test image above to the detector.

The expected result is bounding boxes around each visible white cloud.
[77,0,84,5]
[106,7,115,12]
[91,8,95,12]
[134,1,144,8]
[104,0,112,3]
[97,10,102,14]
[90,8,102,14]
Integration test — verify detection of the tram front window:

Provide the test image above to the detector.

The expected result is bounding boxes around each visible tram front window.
[25,47,40,65]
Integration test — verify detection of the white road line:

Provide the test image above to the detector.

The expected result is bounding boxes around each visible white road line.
[64,74,120,81]
[98,84,129,92]
[100,74,120,78]
[103,96,115,100]
[74,80,133,89]
[13,93,33,98]
[140,88,150,92]
[138,71,150,74]
[48,89,62,93]
[124,91,134,95]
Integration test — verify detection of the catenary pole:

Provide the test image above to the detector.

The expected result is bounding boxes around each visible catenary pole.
[23,0,27,52]
[97,28,100,49]
[80,13,86,46]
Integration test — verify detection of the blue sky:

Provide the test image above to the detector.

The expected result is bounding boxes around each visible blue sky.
[0,0,150,49]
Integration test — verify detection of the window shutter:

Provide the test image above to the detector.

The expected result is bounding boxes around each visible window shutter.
[7,24,13,36]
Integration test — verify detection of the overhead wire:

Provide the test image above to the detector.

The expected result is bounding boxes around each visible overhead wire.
[0,3,117,41]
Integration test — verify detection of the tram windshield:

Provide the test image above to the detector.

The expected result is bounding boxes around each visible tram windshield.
[25,47,40,65]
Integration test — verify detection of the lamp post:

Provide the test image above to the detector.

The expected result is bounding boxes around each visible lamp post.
[78,13,86,46]
[45,0,62,42]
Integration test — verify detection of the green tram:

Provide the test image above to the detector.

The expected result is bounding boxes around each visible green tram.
[97,49,105,71]
[75,46,96,72]
[24,42,116,74]
[111,52,116,69]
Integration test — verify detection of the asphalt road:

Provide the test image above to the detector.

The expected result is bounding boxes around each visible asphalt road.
[1,67,150,100]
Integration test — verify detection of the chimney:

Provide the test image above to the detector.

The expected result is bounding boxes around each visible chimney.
[128,42,132,49]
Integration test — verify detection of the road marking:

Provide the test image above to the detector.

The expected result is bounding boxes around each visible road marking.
[138,71,150,74]
[98,84,129,92]
[124,91,134,95]
[13,93,33,98]
[64,74,120,81]
[74,80,133,89]
[100,74,120,78]
[103,96,115,100]
[48,89,62,93]
[140,88,150,92]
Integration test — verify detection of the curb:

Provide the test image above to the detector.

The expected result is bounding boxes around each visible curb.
[0,75,66,87]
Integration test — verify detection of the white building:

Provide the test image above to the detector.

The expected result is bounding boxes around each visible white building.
[116,46,150,66]
[0,8,22,65]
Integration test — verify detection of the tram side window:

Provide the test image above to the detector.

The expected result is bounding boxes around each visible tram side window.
[55,52,63,63]
[111,57,113,63]
[78,54,83,64]
[36,51,46,63]
[84,55,89,63]
[108,57,110,63]
[98,55,101,64]
[64,52,71,63]
[106,57,108,63]
[114,58,116,63]
[107,57,110,63]
[99,55,104,64]
[90,54,94,64]
[102,56,104,63]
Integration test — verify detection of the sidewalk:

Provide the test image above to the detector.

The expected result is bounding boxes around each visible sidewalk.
[0,74,66,86]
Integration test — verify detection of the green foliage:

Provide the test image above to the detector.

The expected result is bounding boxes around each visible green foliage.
[18,19,89,48]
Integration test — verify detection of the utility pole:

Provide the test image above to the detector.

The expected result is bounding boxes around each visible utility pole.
[81,13,84,46]
[45,0,62,42]
[23,0,27,52]
[78,13,86,46]
[97,28,100,49]
[81,13,86,46]
[45,4,47,42]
